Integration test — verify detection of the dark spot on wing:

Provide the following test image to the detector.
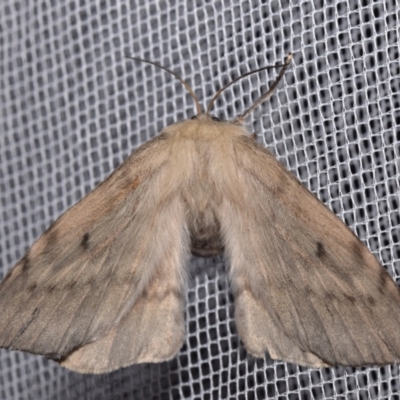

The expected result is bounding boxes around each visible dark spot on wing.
[344,294,356,304]
[81,233,90,250]
[87,277,96,287]
[191,115,197,120]
[46,285,56,293]
[66,280,77,290]
[141,287,150,299]
[211,116,220,121]
[316,242,326,259]
[367,296,376,306]
[28,283,37,292]
[324,292,337,302]
[303,286,315,298]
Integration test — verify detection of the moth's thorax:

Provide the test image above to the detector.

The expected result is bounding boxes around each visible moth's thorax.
[163,114,249,257]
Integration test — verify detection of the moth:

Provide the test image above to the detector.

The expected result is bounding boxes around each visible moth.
[1,53,400,375]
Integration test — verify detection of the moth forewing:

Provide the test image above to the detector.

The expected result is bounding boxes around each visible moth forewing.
[1,53,400,373]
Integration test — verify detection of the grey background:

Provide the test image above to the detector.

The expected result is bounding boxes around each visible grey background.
[1,0,399,399]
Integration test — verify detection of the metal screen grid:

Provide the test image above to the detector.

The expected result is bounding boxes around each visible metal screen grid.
[0,1,399,399]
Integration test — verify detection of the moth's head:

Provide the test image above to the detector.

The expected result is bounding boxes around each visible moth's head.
[125,53,292,125]
[191,114,221,123]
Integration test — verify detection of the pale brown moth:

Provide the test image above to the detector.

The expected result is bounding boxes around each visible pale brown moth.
[1,53,400,374]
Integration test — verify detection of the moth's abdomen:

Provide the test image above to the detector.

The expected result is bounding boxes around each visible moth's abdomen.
[183,185,223,257]
[188,209,223,257]
[180,160,224,257]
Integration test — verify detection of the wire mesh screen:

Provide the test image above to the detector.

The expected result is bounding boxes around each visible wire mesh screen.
[0,0,399,399]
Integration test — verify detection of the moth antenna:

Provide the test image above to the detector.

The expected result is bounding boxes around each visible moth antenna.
[206,57,289,115]
[235,53,293,124]
[125,55,203,115]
